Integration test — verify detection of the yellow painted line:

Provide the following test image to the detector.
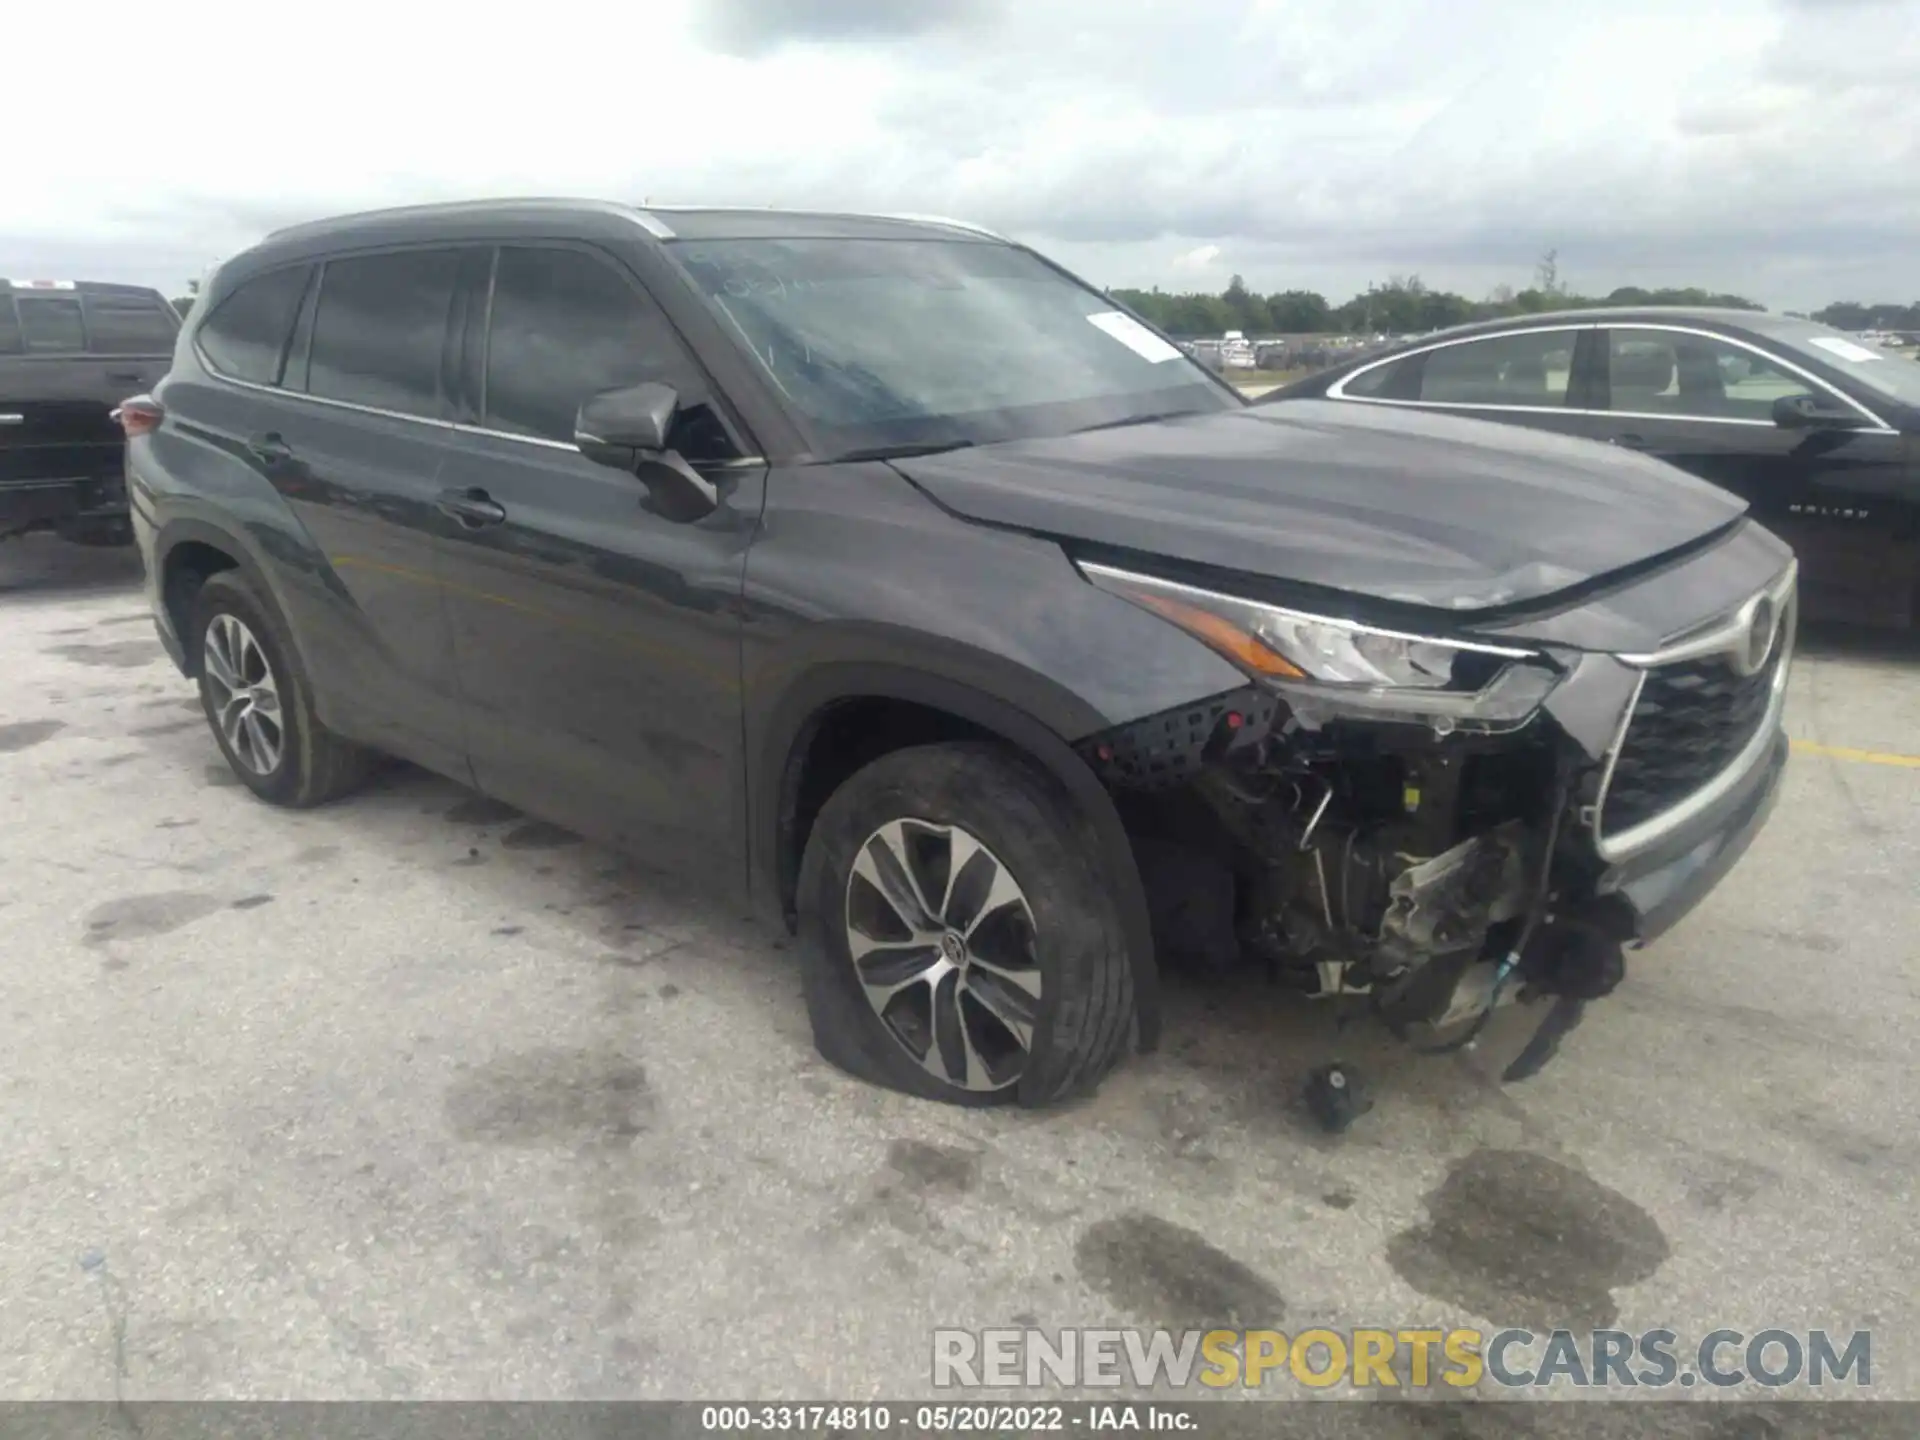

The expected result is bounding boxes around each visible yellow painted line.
[1791,739,1920,769]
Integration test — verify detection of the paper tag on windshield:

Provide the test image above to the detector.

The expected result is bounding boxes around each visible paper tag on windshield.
[1087,311,1184,363]
[1808,336,1883,363]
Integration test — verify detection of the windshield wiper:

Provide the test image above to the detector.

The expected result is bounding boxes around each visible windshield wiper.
[834,439,978,463]
[1069,408,1209,435]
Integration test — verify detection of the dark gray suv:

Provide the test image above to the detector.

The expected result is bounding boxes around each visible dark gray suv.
[121,200,1794,1114]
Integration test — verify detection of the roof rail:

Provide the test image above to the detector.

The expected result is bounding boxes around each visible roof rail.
[626,210,677,239]
[877,213,1008,241]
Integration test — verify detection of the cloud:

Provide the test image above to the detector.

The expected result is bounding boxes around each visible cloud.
[2,0,1916,310]
[1172,245,1224,272]
[696,0,1000,55]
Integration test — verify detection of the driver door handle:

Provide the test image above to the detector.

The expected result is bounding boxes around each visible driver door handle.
[1610,433,1652,450]
[436,486,507,528]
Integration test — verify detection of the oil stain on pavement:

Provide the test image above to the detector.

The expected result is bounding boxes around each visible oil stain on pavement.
[1075,1212,1283,1330]
[886,1138,981,1193]
[43,640,162,669]
[83,891,225,950]
[1385,1148,1669,1331]
[0,719,64,752]
[501,821,582,850]
[443,1048,655,1147]
[131,718,204,738]
[444,795,521,826]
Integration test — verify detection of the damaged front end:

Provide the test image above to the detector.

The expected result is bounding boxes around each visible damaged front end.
[1073,559,1795,1113]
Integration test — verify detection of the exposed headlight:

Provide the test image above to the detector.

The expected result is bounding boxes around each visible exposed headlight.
[1080,561,1559,729]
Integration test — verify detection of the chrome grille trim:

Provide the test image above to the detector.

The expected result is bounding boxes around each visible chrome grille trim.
[1590,561,1797,865]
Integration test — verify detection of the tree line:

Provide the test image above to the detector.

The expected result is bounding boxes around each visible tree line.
[1109,256,1912,339]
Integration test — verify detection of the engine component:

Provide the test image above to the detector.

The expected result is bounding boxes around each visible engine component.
[1376,822,1529,963]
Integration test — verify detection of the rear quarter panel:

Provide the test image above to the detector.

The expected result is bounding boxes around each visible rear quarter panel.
[140,372,441,756]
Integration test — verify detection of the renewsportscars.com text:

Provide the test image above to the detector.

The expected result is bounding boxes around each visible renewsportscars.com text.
[932,1327,1872,1391]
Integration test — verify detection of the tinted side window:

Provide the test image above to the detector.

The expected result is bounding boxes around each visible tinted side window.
[17,295,85,353]
[83,296,177,355]
[199,265,312,385]
[308,249,462,416]
[1342,356,1413,399]
[1605,329,1808,422]
[484,246,728,456]
[0,298,21,355]
[1418,331,1575,406]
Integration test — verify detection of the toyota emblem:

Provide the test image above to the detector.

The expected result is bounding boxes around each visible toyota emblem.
[1735,597,1778,675]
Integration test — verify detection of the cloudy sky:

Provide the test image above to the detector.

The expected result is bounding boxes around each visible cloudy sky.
[5,0,1916,311]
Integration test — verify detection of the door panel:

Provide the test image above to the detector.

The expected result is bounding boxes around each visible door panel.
[436,242,763,885]
[437,436,764,881]
[263,402,468,767]
[256,247,472,770]
[1578,327,1917,625]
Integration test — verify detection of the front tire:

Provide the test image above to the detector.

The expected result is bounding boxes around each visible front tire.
[191,570,375,807]
[796,741,1136,1108]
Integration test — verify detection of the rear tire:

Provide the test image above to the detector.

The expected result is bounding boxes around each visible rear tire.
[190,570,377,807]
[796,741,1135,1108]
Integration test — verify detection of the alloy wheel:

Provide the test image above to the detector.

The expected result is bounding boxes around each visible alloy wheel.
[843,818,1043,1093]
[202,612,285,776]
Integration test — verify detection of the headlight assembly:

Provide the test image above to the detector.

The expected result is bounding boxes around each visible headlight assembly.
[1079,561,1560,730]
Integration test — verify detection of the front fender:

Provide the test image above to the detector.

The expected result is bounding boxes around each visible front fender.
[738,462,1249,1053]
[748,656,1164,1052]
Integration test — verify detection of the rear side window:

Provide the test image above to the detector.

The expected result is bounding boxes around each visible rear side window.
[483,246,704,445]
[0,298,21,355]
[1341,356,1413,399]
[199,265,312,385]
[83,295,177,355]
[16,295,85,353]
[1417,331,1575,407]
[308,249,462,417]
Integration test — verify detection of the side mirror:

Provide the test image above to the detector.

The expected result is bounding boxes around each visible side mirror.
[1772,391,1869,432]
[574,383,718,520]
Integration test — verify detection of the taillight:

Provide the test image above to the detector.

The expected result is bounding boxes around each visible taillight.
[113,394,164,437]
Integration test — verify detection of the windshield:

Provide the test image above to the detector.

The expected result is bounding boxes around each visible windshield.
[1759,317,1920,410]
[667,237,1237,456]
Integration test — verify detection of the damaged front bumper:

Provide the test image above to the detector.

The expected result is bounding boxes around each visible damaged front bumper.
[1602,722,1787,941]
[1077,558,1797,1085]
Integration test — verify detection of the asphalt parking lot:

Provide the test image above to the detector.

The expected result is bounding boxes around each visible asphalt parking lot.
[2,534,1918,1416]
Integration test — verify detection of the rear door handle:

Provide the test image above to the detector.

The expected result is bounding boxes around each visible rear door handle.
[248,433,293,464]
[107,370,144,383]
[436,486,507,528]
[1610,433,1652,450]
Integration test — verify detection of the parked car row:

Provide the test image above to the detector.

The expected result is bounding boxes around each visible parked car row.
[119,200,1802,1122]
[1,279,179,546]
[1177,335,1396,374]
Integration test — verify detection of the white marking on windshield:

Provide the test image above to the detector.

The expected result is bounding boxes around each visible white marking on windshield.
[1086,311,1183,363]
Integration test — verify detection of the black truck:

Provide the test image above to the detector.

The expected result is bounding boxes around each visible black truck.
[2,278,180,546]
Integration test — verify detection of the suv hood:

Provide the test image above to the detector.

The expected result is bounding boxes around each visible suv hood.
[892,399,1746,612]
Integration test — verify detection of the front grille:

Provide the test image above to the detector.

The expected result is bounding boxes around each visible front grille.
[1601,642,1783,836]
